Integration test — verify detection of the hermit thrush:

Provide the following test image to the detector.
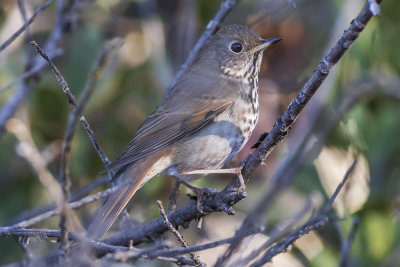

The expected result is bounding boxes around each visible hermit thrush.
[87,24,281,239]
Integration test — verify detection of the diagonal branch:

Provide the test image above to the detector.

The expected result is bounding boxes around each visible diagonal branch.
[0,0,72,135]
[30,38,122,254]
[249,161,357,267]
[0,0,54,52]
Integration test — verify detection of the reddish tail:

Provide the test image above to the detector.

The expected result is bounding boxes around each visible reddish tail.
[87,155,159,239]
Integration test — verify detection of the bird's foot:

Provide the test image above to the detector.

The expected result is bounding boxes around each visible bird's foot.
[167,168,218,213]
[186,185,219,214]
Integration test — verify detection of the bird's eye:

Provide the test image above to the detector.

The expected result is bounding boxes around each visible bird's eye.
[230,43,243,53]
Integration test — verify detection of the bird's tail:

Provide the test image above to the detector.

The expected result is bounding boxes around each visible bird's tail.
[87,153,165,239]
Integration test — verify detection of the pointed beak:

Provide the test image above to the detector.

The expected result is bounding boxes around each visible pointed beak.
[251,37,282,53]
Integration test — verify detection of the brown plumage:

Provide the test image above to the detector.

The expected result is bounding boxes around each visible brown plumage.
[87,25,281,239]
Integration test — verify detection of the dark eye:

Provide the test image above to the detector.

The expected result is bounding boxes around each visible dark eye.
[230,42,243,53]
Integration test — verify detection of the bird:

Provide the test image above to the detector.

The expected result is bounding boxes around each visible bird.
[87,24,281,239]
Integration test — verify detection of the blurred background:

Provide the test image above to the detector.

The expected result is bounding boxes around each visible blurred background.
[0,0,399,266]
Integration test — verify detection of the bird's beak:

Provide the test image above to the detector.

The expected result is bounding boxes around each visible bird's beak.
[251,37,282,53]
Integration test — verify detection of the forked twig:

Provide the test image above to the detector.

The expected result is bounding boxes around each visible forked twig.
[157,200,201,266]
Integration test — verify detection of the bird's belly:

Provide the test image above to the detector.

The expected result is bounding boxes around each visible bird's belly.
[174,107,257,172]
[173,119,246,172]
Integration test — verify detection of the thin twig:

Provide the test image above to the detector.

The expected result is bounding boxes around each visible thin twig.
[339,217,360,267]
[235,197,314,266]
[29,40,71,255]
[166,0,239,95]
[250,216,330,267]
[1,187,117,231]
[29,39,122,254]
[157,200,201,266]
[249,161,357,266]
[5,118,63,204]
[1,228,131,254]
[7,175,110,226]
[17,0,32,43]
[0,0,69,135]
[30,40,118,175]
[0,49,63,93]
[105,227,261,261]
[0,0,55,52]
[323,160,357,212]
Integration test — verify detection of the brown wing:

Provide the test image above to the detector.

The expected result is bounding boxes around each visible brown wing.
[105,71,240,171]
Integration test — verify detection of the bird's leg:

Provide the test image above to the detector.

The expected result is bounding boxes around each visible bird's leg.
[183,167,246,191]
[166,168,218,213]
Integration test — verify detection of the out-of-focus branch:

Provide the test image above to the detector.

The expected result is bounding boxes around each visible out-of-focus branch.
[5,118,63,204]
[0,0,72,135]
[339,217,360,267]
[0,187,117,232]
[30,38,122,254]
[6,175,110,226]
[166,0,239,94]
[30,39,122,176]
[0,49,63,93]
[248,161,357,267]
[0,228,130,255]
[0,0,54,52]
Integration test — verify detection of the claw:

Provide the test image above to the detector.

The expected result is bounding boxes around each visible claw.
[191,186,219,214]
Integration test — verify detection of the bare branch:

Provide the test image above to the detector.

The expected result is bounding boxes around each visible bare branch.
[0,0,54,52]
[249,161,357,266]
[29,38,122,254]
[7,175,110,226]
[157,200,201,265]
[5,118,63,205]
[1,187,116,232]
[0,0,71,135]
[0,49,63,93]
[339,217,360,267]
[250,216,329,267]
